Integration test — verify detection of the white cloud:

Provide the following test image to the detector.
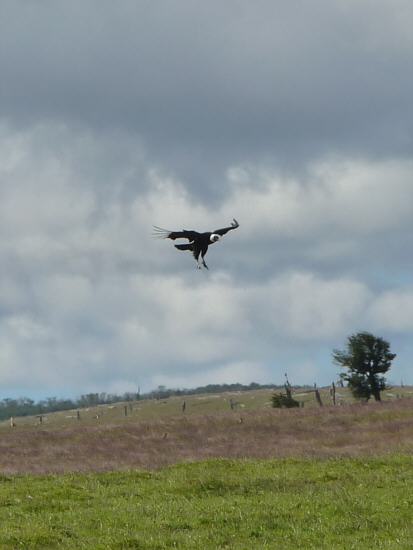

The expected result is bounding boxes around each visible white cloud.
[368,289,413,332]
[0,122,413,395]
[0,0,412,397]
[226,158,413,238]
[263,272,371,340]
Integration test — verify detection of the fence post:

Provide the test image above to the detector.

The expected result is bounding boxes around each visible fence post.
[314,383,323,407]
[330,382,336,406]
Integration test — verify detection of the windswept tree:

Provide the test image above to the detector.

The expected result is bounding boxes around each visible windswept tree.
[333,332,396,401]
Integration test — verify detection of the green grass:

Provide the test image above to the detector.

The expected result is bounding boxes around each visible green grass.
[1,456,412,549]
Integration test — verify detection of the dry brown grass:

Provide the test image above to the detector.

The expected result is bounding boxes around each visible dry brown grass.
[1,398,412,474]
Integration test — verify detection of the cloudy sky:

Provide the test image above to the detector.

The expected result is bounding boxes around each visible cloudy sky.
[1,1,412,398]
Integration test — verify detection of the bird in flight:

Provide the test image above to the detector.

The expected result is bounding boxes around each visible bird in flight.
[153,218,239,269]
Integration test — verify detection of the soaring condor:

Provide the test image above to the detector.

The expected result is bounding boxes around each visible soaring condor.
[153,218,239,269]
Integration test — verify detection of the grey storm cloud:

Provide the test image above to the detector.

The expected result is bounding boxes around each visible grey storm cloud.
[1,1,412,188]
[0,1,412,397]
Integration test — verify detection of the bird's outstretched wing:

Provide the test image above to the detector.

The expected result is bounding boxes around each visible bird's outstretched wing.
[152,226,199,241]
[212,218,239,236]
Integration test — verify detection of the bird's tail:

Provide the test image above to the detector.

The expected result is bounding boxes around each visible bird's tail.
[152,226,172,239]
[174,243,193,251]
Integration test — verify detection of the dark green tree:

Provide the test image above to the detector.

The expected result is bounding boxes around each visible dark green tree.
[332,332,396,401]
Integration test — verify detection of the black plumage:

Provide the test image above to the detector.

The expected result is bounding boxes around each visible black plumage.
[153,219,239,269]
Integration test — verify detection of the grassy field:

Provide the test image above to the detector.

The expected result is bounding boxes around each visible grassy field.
[1,391,413,474]
[1,456,412,549]
[1,389,412,548]
[2,385,413,430]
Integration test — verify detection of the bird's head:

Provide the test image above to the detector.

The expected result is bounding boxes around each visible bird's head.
[210,233,220,243]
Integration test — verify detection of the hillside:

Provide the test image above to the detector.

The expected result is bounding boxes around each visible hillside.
[1,387,412,474]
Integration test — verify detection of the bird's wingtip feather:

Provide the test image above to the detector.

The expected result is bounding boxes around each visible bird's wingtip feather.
[152,225,171,239]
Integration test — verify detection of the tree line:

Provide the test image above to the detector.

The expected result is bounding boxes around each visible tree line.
[0,394,131,421]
